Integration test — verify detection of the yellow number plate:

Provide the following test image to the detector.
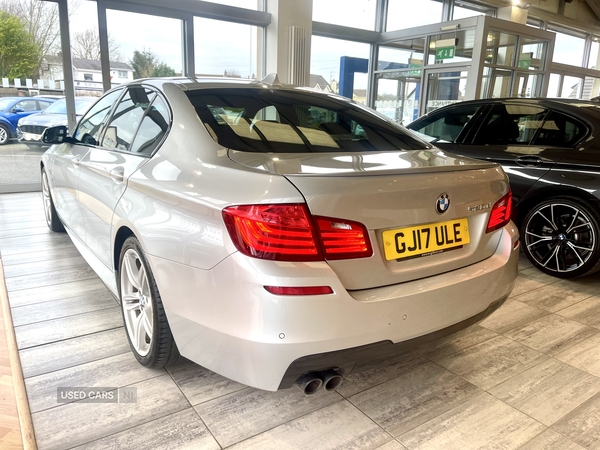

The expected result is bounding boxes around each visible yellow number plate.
[382,218,470,261]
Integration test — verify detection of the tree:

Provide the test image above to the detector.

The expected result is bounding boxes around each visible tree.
[0,12,38,79]
[0,0,78,77]
[130,48,176,79]
[151,63,176,77]
[72,29,122,62]
[130,48,158,79]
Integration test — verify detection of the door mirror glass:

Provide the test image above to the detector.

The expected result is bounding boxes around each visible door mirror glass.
[42,125,69,144]
[12,107,24,113]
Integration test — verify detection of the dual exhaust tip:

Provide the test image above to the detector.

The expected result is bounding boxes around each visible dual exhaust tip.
[296,370,343,395]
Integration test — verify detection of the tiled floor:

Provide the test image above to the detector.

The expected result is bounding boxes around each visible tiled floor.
[3,191,600,449]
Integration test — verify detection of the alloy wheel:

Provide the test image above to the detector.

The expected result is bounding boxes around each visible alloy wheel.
[41,171,52,227]
[0,127,7,145]
[524,202,596,274]
[120,248,154,357]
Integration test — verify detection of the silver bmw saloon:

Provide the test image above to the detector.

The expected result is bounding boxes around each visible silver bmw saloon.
[40,77,519,393]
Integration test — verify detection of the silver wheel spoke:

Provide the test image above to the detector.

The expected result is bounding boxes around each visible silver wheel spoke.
[567,242,586,266]
[568,222,592,232]
[526,237,553,248]
[124,255,142,292]
[122,293,140,311]
[541,245,560,268]
[566,210,580,233]
[534,209,558,231]
[142,307,153,336]
[134,313,147,351]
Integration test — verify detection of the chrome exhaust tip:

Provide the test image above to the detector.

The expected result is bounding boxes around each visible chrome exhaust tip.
[295,373,323,395]
[321,370,343,391]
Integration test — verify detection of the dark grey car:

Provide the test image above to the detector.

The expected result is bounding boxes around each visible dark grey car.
[408,98,600,278]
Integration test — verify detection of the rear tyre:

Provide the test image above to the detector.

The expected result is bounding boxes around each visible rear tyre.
[0,125,9,145]
[119,236,179,368]
[41,168,65,232]
[521,197,600,278]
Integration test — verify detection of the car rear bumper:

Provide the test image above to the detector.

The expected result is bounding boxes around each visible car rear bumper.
[148,223,519,391]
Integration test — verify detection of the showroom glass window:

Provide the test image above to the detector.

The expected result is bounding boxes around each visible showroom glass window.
[74,89,123,145]
[310,36,370,103]
[312,0,377,30]
[194,17,260,79]
[201,0,263,10]
[550,27,586,66]
[387,0,443,31]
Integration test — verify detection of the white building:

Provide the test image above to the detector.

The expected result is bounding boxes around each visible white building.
[40,55,134,91]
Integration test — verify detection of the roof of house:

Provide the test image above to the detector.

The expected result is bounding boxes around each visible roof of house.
[45,55,133,71]
[353,89,367,98]
[309,74,332,91]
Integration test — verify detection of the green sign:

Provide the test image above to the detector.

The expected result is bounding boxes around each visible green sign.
[518,57,531,69]
[408,63,421,77]
[435,46,456,60]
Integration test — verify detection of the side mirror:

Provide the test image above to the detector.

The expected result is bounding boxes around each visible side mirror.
[12,107,24,113]
[42,125,69,144]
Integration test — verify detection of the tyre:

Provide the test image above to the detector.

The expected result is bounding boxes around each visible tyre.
[119,236,179,368]
[521,197,600,278]
[41,168,65,232]
[0,125,9,145]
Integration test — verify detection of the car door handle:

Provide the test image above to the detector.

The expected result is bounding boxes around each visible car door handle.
[109,167,124,183]
[515,156,543,167]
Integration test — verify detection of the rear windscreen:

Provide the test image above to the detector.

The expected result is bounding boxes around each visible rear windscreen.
[186,88,428,153]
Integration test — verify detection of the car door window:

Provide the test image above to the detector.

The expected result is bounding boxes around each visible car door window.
[74,89,123,146]
[410,105,481,143]
[15,100,37,112]
[37,100,53,110]
[532,111,587,147]
[474,104,547,145]
[130,95,170,155]
[101,87,156,152]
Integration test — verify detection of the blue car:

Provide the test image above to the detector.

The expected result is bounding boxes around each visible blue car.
[0,97,56,145]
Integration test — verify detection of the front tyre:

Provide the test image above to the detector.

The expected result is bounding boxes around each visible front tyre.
[521,197,600,278]
[119,236,179,367]
[41,168,65,232]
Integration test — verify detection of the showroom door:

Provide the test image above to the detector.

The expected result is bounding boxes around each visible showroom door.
[421,67,470,115]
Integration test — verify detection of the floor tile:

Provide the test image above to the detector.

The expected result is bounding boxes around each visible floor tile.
[489,358,600,426]
[11,290,116,327]
[195,386,342,447]
[479,301,549,335]
[436,335,547,390]
[505,314,597,356]
[3,255,88,278]
[556,333,600,378]
[226,400,392,450]
[418,326,498,362]
[509,271,557,298]
[5,265,98,292]
[337,349,430,398]
[14,307,123,348]
[7,277,108,308]
[70,408,219,450]
[519,428,586,450]
[398,393,545,450]
[169,362,246,405]
[25,352,164,413]
[19,328,130,378]
[1,246,82,266]
[515,283,593,313]
[348,363,480,437]
[31,374,190,450]
[553,392,600,449]
[558,295,600,328]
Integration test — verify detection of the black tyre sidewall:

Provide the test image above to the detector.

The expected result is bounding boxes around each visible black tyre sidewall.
[521,197,600,278]
[118,236,179,368]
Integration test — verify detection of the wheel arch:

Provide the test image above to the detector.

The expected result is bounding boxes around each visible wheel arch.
[113,226,135,272]
[515,185,600,227]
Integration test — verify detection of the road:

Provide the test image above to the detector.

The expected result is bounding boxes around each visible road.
[0,141,47,186]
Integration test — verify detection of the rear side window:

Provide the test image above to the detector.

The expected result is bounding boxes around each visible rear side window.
[474,104,548,145]
[409,105,481,143]
[532,111,587,147]
[187,88,428,153]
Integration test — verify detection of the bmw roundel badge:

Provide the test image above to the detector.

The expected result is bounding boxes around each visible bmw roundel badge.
[436,193,450,214]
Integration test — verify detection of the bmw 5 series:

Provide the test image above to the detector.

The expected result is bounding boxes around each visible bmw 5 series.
[40,76,519,393]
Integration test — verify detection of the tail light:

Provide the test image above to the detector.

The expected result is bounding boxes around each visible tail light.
[222,204,372,262]
[486,191,512,233]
